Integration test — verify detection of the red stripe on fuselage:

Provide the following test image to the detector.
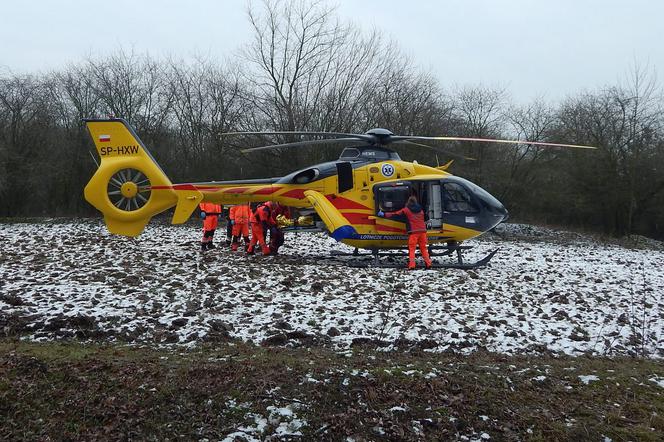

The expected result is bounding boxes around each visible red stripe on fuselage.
[150,184,219,191]
[253,186,281,195]
[223,187,250,194]
[376,224,407,233]
[341,212,406,233]
[326,195,370,210]
[281,189,306,199]
[149,184,282,195]
[342,212,374,225]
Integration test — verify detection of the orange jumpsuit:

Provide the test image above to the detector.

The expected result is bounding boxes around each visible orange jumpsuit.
[229,205,237,238]
[230,204,251,251]
[384,204,432,269]
[199,202,222,250]
[247,204,271,255]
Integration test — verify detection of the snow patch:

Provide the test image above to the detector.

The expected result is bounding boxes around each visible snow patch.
[649,377,664,388]
[578,375,600,385]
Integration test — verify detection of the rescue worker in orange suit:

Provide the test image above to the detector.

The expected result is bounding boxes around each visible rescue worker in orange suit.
[228,205,237,243]
[246,202,271,255]
[199,202,223,251]
[378,196,432,270]
[224,206,233,246]
[230,203,251,251]
[267,201,290,255]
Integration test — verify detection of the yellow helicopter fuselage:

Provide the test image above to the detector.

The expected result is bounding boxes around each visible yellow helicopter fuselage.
[84,119,508,249]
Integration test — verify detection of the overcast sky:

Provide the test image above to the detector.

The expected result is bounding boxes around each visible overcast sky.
[1,0,662,103]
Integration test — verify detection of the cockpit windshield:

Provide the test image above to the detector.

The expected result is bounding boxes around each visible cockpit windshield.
[449,177,505,213]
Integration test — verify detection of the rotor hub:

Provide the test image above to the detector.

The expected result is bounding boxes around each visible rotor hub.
[120,181,138,198]
[365,128,394,145]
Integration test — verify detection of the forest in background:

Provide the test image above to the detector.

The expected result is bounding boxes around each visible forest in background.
[1,1,663,239]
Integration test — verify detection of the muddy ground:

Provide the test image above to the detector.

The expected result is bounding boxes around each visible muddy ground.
[1,220,662,357]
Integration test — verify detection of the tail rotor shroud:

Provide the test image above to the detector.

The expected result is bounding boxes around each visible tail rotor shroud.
[106,168,152,212]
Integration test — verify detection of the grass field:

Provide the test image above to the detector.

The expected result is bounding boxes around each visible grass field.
[1,339,663,441]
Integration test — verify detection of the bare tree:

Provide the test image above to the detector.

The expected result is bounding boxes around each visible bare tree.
[243,0,346,132]
[0,73,48,214]
[556,63,663,235]
[451,85,507,184]
[241,0,450,170]
[499,99,558,203]
[167,57,247,178]
[86,49,172,135]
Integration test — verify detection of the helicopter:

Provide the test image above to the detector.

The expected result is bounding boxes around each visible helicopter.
[83,118,594,269]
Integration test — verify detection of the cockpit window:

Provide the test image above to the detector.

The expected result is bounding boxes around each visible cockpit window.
[339,148,360,159]
[443,182,479,213]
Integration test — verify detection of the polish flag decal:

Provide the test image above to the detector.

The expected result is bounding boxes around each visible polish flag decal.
[99,134,111,143]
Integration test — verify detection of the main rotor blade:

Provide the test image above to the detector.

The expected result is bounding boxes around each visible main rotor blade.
[392,135,597,149]
[393,140,476,161]
[241,137,363,153]
[221,131,373,142]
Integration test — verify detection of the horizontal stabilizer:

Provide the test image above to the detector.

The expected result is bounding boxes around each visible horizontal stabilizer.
[172,190,204,224]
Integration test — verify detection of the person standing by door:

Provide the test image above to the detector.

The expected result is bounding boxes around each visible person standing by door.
[378,196,432,270]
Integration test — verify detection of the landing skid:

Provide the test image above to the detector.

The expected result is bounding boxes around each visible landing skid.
[328,245,499,270]
[329,245,473,258]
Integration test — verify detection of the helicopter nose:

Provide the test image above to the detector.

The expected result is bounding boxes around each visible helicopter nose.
[499,205,509,223]
[469,184,508,223]
[493,198,509,222]
[483,196,508,222]
[488,196,508,219]
[446,177,509,227]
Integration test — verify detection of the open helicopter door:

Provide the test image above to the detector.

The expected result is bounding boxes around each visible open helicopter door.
[426,181,444,229]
